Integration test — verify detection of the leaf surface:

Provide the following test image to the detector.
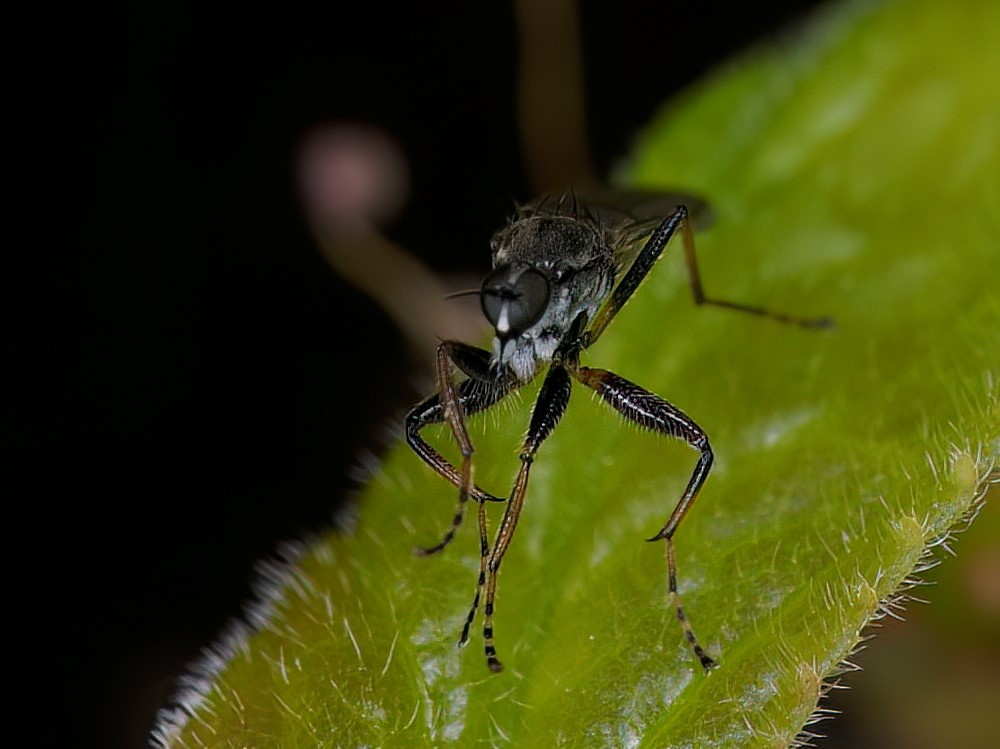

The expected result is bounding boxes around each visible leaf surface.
[154,1,999,746]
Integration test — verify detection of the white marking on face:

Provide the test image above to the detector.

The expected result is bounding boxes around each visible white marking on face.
[496,302,510,334]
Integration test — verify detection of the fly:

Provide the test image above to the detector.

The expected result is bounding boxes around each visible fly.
[405,188,831,673]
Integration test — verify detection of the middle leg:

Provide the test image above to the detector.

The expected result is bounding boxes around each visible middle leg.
[471,363,573,672]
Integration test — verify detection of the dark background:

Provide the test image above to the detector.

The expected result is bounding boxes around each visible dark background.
[11,2,922,747]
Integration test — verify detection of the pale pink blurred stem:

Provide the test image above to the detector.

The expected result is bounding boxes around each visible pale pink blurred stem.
[301,0,596,363]
[298,123,486,364]
[313,227,485,360]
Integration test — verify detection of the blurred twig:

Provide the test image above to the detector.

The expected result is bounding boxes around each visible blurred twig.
[302,1,598,366]
[514,0,599,193]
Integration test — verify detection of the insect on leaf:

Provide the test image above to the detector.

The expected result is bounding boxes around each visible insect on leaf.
[153,1,999,746]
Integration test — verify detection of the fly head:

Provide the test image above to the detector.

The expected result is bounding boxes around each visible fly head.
[484,213,615,380]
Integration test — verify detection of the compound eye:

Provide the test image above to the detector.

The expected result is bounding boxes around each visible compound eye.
[481,265,550,335]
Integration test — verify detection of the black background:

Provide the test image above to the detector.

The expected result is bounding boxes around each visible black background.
[9,2,825,747]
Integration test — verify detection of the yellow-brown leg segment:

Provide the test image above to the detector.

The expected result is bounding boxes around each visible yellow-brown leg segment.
[406,341,516,555]
[581,206,830,352]
[677,213,832,329]
[413,343,476,556]
[481,455,533,671]
[472,363,572,672]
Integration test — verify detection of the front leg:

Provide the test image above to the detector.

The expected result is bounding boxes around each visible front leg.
[405,341,517,554]
[472,363,574,672]
[570,364,718,671]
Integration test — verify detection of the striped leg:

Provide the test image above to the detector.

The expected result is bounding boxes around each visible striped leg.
[481,457,533,671]
[459,495,491,647]
[406,341,515,555]
[476,364,573,672]
[571,364,717,671]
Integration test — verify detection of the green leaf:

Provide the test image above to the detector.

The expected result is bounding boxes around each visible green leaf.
[154,1,999,746]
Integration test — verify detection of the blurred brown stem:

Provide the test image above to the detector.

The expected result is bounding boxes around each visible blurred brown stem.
[515,0,599,194]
